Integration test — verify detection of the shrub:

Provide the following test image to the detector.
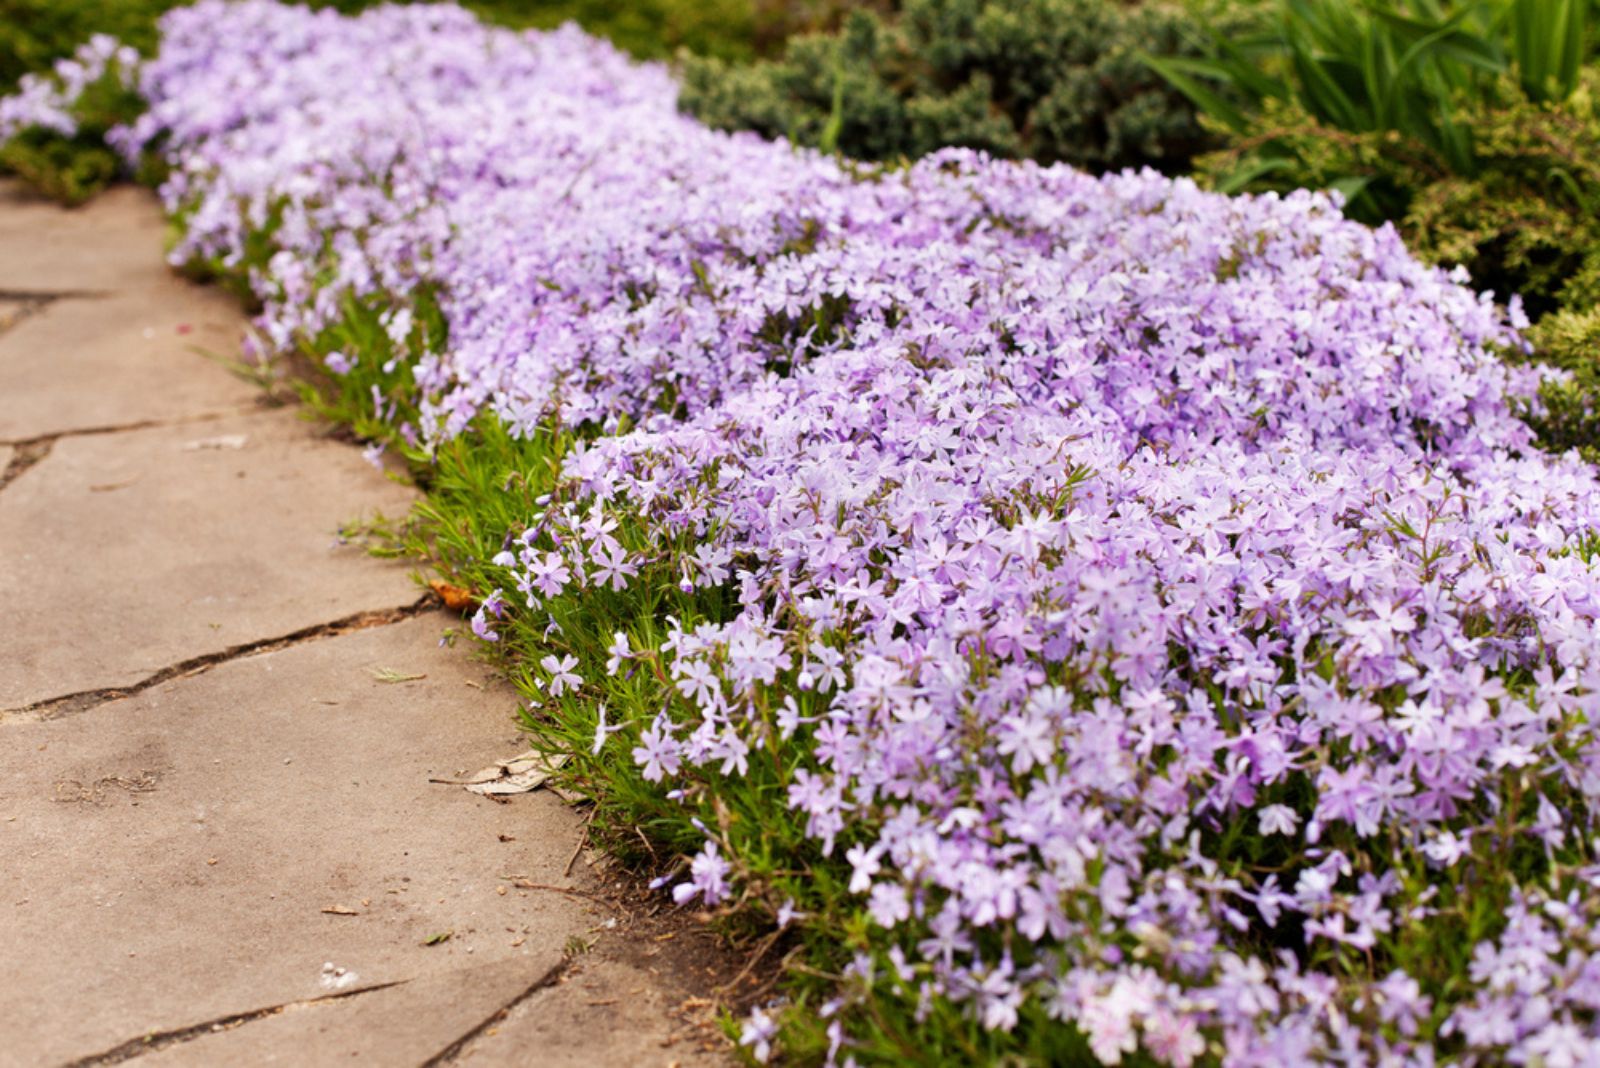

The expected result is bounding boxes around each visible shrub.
[0,0,170,91]
[456,0,767,62]
[678,0,1220,174]
[1149,0,1593,218]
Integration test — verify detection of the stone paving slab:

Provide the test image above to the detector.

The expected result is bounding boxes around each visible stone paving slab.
[0,614,605,1066]
[0,180,174,293]
[0,288,260,442]
[138,955,562,1067]
[0,408,419,710]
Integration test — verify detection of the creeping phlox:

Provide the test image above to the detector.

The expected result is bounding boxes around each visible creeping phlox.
[29,1,1600,1063]
[0,33,138,141]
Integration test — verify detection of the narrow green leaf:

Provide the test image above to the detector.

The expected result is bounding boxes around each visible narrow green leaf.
[1142,54,1255,132]
[1326,174,1375,207]
[1290,43,1364,129]
[1215,155,1299,194]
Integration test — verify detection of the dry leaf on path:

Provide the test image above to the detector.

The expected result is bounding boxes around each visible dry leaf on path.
[371,667,426,684]
[181,434,248,451]
[430,751,571,795]
[321,905,359,916]
[88,477,139,493]
[428,578,477,611]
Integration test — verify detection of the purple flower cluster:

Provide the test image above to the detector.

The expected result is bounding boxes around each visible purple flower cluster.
[37,2,1600,1062]
[0,34,137,141]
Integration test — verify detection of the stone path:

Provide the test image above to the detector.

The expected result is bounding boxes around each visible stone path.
[0,182,734,1067]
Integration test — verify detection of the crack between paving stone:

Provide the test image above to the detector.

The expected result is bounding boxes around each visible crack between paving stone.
[0,287,106,302]
[0,289,111,343]
[0,438,53,494]
[59,980,410,1066]
[417,956,576,1066]
[0,406,264,451]
[0,293,55,337]
[2,594,438,724]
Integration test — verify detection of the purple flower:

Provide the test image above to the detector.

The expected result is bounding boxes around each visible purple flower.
[632,713,682,783]
[739,1006,779,1064]
[539,653,581,697]
[673,841,730,905]
[589,541,637,591]
[469,605,499,643]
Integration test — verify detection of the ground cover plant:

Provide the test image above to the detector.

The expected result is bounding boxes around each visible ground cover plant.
[0,0,794,204]
[0,0,769,89]
[10,2,1600,1064]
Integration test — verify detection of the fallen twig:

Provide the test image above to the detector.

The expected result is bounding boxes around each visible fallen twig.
[508,879,612,904]
[715,928,783,996]
[564,811,594,877]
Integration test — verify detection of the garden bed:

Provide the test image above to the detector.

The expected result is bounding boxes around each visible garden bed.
[7,2,1600,1064]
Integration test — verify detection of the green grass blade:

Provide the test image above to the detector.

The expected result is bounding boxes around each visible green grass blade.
[1141,54,1257,131]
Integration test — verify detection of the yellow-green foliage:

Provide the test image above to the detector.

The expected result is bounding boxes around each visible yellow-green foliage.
[1527,306,1600,462]
[1403,89,1600,320]
[1412,92,1600,459]
[679,0,1219,175]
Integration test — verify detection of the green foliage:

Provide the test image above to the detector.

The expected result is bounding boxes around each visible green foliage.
[457,0,767,62]
[0,129,119,205]
[1400,86,1600,320]
[679,0,1220,175]
[0,0,166,91]
[1149,0,1592,217]
[1507,0,1588,102]
[1524,306,1600,464]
